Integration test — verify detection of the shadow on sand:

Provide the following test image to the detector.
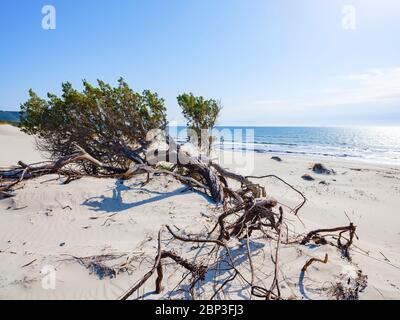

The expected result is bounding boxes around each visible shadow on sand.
[82,179,213,213]
[165,240,265,300]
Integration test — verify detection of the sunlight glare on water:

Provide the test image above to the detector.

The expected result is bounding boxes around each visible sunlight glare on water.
[171,126,400,165]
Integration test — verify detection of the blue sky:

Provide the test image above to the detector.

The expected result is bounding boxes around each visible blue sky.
[0,0,399,126]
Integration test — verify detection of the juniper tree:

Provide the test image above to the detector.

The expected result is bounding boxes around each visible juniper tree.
[177,93,221,155]
[20,78,167,169]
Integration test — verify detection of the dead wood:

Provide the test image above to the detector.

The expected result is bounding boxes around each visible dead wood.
[120,229,163,300]
[302,253,329,272]
[245,174,307,215]
[301,223,356,245]
[155,251,208,294]
[210,271,238,300]
[301,223,356,260]
[266,206,284,300]
[166,225,225,246]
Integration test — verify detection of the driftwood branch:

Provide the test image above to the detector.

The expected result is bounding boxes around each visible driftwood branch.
[266,206,284,300]
[301,224,356,245]
[302,253,329,272]
[155,251,207,294]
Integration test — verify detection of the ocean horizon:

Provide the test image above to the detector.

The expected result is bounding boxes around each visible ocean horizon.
[170,126,400,165]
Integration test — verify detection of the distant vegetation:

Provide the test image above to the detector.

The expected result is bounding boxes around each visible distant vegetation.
[0,111,20,125]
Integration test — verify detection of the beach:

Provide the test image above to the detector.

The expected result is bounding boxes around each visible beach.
[0,124,399,300]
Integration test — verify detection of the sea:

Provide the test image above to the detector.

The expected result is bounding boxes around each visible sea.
[169,126,400,165]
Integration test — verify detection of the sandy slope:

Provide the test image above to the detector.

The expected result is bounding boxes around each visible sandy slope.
[0,124,399,300]
[0,125,45,166]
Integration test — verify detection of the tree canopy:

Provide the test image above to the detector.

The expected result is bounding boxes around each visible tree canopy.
[177,93,221,153]
[20,78,167,168]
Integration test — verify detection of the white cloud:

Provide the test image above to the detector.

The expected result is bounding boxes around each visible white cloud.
[254,67,400,111]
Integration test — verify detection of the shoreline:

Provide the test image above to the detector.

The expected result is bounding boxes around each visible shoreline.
[247,149,400,169]
[2,123,400,168]
[209,147,400,174]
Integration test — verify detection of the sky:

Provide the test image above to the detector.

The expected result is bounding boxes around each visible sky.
[0,0,399,126]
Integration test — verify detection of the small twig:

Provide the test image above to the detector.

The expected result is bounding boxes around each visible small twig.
[12,206,28,211]
[245,224,255,287]
[101,212,119,226]
[266,206,284,299]
[166,225,225,246]
[21,259,37,268]
[210,271,238,300]
[301,253,328,272]
[245,175,307,215]
[301,223,356,245]
[379,251,390,263]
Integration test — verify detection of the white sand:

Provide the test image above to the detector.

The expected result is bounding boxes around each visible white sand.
[0,125,45,167]
[0,124,399,300]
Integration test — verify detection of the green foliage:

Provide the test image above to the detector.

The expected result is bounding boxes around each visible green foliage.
[177,93,221,152]
[20,78,167,168]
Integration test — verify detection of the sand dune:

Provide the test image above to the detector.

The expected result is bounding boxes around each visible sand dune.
[0,125,45,167]
[0,124,399,299]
